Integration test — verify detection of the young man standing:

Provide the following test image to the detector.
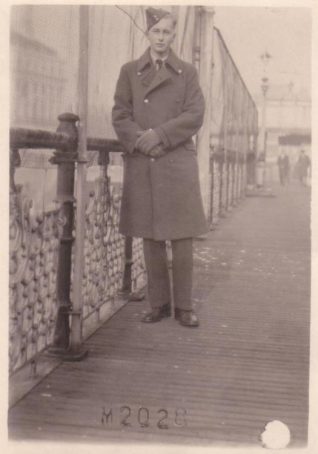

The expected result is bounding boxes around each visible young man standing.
[112,7,207,327]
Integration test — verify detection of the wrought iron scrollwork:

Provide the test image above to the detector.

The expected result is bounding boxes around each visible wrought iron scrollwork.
[9,147,65,372]
[81,171,125,319]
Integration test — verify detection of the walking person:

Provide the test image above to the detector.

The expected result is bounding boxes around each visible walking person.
[277,150,290,186]
[112,7,207,327]
[297,149,311,186]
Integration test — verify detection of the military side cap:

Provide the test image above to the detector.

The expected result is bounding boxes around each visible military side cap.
[146,7,170,30]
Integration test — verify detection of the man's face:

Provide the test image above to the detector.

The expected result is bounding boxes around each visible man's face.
[147,16,176,56]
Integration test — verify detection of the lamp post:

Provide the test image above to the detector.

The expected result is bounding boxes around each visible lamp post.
[259,51,271,189]
[261,75,269,161]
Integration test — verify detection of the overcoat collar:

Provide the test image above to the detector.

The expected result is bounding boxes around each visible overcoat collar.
[137,48,184,96]
[137,47,184,74]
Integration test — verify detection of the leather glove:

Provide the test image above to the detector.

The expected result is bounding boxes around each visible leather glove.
[148,145,167,158]
[135,129,161,154]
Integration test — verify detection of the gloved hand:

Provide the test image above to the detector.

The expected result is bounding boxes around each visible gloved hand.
[148,145,167,158]
[135,129,161,154]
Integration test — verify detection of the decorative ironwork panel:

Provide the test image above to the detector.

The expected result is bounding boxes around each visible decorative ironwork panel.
[81,174,125,321]
[9,187,63,373]
[80,170,147,325]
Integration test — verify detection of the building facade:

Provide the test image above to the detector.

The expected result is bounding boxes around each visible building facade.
[10,30,66,130]
[10,5,66,130]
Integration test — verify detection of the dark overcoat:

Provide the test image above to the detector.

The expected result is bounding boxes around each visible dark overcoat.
[112,48,208,240]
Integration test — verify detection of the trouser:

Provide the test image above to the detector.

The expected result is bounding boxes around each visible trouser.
[143,238,193,311]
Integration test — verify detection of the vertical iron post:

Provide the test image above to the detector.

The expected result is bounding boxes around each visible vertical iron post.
[209,151,214,225]
[233,127,239,204]
[196,6,215,219]
[51,112,79,351]
[121,237,133,296]
[68,4,89,357]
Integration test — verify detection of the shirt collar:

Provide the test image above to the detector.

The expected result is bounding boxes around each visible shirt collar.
[137,47,184,74]
[150,49,168,66]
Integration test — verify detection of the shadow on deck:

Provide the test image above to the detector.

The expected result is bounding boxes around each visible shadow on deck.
[8,181,311,448]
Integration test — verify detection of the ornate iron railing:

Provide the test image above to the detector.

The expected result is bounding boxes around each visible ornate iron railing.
[9,113,145,374]
[9,113,251,374]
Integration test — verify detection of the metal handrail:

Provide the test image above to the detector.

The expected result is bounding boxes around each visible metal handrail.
[10,127,125,154]
[10,127,72,150]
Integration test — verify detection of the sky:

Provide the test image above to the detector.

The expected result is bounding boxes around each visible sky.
[213,6,312,99]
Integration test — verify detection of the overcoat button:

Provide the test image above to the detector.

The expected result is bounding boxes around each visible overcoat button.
[144,98,149,103]
[150,158,155,162]
[178,69,182,74]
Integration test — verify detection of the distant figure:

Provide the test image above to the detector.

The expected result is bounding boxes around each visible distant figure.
[277,150,290,186]
[297,150,311,186]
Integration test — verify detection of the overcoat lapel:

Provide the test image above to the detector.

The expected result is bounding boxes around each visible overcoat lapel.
[139,66,156,87]
[144,65,172,97]
[136,48,183,97]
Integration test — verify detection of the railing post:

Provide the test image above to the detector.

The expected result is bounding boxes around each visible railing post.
[219,148,225,217]
[63,4,90,360]
[49,112,79,353]
[196,6,214,218]
[121,237,133,296]
[10,147,21,194]
[225,149,229,211]
[234,152,237,203]
[209,148,214,225]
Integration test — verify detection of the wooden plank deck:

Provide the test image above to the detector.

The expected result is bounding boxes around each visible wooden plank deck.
[8,182,310,447]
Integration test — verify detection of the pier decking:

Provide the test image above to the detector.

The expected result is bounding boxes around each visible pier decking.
[8,182,310,447]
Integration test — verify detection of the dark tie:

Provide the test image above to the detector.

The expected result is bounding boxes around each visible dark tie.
[155,59,164,71]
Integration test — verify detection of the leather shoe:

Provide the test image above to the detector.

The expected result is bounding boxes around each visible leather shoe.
[175,309,199,327]
[141,304,171,323]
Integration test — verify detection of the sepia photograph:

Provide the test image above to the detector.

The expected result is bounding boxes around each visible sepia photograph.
[5,1,316,452]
